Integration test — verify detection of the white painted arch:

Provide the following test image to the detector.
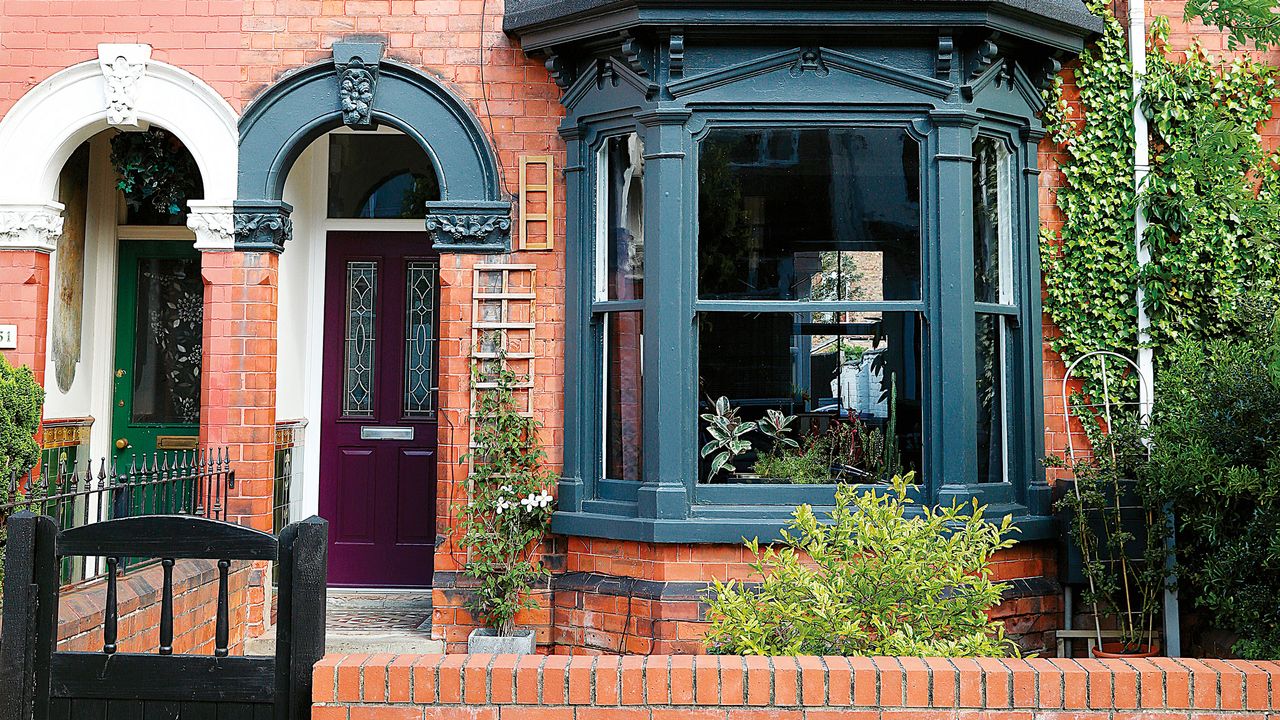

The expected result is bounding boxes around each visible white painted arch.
[0,46,238,223]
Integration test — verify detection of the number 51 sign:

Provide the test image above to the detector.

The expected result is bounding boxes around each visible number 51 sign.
[0,325,17,350]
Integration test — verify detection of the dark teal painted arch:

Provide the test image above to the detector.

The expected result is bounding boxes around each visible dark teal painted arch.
[237,57,506,205]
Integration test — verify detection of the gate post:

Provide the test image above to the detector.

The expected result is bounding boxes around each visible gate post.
[274,516,328,720]
[0,512,58,720]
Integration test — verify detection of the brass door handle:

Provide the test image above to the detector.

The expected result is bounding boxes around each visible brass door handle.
[115,438,129,450]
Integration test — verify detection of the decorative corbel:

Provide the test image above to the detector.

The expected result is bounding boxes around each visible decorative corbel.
[668,31,685,80]
[1038,55,1065,91]
[187,201,235,252]
[620,30,649,77]
[972,35,1001,80]
[544,50,575,90]
[937,33,955,80]
[0,203,64,253]
[233,201,293,253]
[425,201,512,254]
[98,44,150,128]
[333,42,384,129]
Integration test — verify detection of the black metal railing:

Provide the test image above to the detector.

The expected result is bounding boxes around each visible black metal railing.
[1,449,236,583]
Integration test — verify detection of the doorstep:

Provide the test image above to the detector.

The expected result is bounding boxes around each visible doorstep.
[246,589,444,655]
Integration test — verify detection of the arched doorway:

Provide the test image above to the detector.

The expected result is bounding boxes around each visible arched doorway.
[279,126,444,588]
[239,42,511,588]
[0,45,237,470]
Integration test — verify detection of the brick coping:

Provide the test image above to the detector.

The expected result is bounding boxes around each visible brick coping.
[313,653,1280,715]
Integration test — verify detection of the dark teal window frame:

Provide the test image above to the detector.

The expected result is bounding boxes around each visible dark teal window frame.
[540,21,1091,544]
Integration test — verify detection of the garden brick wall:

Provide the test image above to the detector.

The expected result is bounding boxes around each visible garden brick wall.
[311,653,1280,718]
[0,560,251,654]
[51,559,250,655]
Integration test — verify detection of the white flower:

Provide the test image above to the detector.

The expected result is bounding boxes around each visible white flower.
[520,491,554,512]
[495,497,512,515]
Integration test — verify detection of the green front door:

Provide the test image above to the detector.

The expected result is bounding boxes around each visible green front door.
[111,240,204,481]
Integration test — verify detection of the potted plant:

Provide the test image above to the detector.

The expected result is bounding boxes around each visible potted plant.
[459,362,554,654]
[1049,414,1167,657]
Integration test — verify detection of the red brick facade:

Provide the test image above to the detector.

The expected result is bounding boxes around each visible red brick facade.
[0,0,1268,658]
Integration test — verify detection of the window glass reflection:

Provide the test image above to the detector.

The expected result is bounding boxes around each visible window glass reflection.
[328,134,440,219]
[976,314,1008,484]
[973,137,1011,304]
[698,128,921,302]
[604,312,644,481]
[601,134,645,301]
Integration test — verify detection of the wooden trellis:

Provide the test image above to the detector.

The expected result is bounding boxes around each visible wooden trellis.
[468,263,537,463]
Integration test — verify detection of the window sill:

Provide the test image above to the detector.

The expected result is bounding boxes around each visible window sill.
[550,504,1055,545]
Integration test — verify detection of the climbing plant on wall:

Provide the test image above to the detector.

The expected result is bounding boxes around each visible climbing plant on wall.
[1040,0,1138,391]
[1142,18,1280,346]
[1041,2,1280,391]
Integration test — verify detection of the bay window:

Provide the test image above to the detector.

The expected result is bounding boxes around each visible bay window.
[516,1,1100,542]
[695,127,925,485]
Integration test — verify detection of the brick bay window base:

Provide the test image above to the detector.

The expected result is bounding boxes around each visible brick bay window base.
[431,539,1060,656]
[313,653,1280,718]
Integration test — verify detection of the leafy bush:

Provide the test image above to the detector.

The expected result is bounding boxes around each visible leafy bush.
[0,354,44,603]
[703,474,1019,657]
[1142,310,1280,658]
[458,363,554,636]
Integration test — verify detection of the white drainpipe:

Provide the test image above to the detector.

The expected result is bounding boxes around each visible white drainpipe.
[1129,0,1181,657]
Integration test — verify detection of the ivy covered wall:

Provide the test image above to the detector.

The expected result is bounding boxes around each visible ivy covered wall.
[1039,0,1280,462]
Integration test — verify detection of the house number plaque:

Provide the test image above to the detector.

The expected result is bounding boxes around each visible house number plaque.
[0,325,16,350]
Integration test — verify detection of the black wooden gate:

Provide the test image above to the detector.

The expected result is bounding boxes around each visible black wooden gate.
[0,512,328,720]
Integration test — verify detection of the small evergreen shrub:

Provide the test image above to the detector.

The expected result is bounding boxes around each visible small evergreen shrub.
[703,474,1019,657]
[1142,308,1280,659]
[0,354,44,602]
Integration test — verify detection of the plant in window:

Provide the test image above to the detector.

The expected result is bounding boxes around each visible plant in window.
[757,409,799,454]
[700,396,758,481]
[109,128,202,220]
[703,473,1019,657]
[458,362,554,652]
[0,355,44,607]
[754,433,829,485]
[1047,415,1167,657]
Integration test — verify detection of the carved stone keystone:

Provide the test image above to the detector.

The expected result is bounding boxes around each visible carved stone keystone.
[98,44,151,128]
[333,42,384,129]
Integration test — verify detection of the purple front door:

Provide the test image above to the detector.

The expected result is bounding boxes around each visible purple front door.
[321,232,439,587]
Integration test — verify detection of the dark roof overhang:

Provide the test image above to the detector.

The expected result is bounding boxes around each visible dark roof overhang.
[504,0,1103,54]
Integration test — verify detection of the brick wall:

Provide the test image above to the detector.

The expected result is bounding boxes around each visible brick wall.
[0,0,242,116]
[54,559,251,654]
[312,653,1280,718]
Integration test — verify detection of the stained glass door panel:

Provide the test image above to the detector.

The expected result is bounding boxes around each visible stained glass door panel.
[320,233,439,587]
[111,240,203,515]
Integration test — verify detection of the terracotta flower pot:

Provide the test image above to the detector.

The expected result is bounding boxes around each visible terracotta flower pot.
[1092,642,1160,659]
